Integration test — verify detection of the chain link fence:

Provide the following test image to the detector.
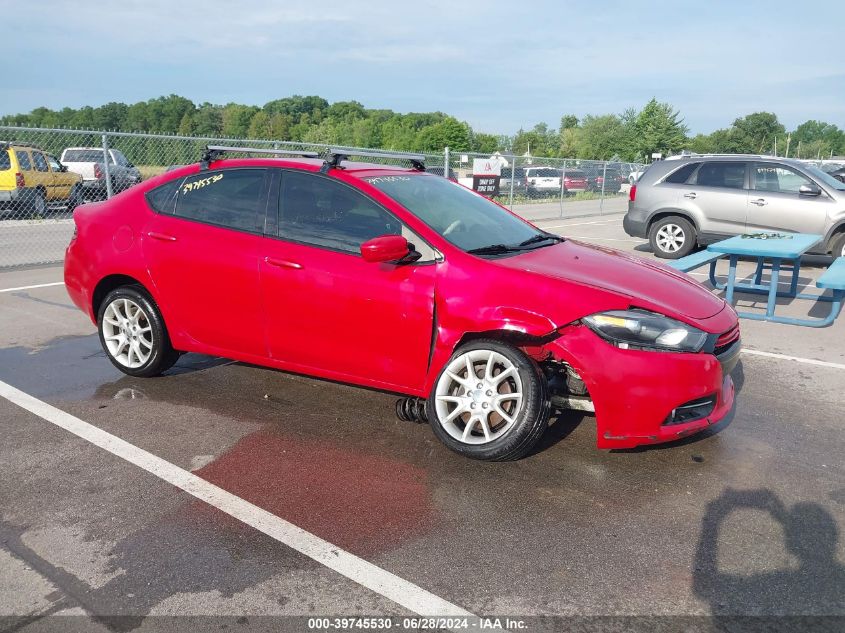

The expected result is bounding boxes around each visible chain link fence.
[0,125,640,268]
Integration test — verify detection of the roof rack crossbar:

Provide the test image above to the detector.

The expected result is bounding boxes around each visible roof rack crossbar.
[200,144,321,169]
[321,148,426,173]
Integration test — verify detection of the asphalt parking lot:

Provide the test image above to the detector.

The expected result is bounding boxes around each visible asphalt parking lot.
[1,214,844,632]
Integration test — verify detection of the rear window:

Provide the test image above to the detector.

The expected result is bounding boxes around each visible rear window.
[528,168,559,178]
[63,149,108,163]
[0,150,10,171]
[664,162,700,184]
[145,179,181,214]
[16,150,31,171]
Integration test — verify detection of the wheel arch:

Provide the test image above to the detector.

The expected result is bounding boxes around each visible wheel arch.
[823,221,845,254]
[646,208,700,234]
[92,273,150,317]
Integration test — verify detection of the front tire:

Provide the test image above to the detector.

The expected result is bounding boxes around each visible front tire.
[427,339,550,461]
[830,232,845,259]
[97,286,179,377]
[649,215,696,259]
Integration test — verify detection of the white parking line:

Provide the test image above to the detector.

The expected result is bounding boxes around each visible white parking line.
[539,218,622,229]
[0,379,474,619]
[0,282,65,293]
[742,349,845,370]
[569,235,646,242]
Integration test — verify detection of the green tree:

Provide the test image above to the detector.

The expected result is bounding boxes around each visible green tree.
[725,112,785,154]
[573,114,625,159]
[631,98,688,160]
[221,104,259,138]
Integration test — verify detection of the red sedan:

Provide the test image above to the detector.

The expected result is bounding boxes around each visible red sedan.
[64,147,740,461]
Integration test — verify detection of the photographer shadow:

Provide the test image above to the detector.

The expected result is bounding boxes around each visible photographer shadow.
[693,488,845,621]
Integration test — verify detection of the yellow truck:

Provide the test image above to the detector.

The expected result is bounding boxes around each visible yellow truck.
[0,142,84,216]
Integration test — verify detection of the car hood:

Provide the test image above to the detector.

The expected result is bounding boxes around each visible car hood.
[494,239,726,322]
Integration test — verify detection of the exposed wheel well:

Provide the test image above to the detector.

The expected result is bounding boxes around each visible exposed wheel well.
[92,274,146,316]
[454,329,559,354]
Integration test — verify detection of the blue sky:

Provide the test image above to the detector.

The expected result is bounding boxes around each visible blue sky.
[4,0,843,135]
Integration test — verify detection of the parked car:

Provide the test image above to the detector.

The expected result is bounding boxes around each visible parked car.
[60,147,142,200]
[830,167,845,184]
[65,148,740,460]
[623,155,845,258]
[627,166,649,184]
[583,166,623,193]
[497,167,527,196]
[562,169,589,194]
[524,166,561,196]
[0,142,84,215]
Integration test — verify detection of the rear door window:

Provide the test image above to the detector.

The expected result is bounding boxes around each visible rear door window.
[15,150,31,171]
[174,169,267,233]
[0,150,11,171]
[32,152,49,172]
[691,162,747,189]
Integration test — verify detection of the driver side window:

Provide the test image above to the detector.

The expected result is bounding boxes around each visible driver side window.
[278,171,436,261]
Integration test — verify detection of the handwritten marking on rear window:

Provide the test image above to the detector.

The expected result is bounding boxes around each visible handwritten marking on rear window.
[365,176,411,185]
[182,173,223,194]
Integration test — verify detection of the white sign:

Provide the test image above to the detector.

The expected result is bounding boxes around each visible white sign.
[460,154,469,163]
[472,158,501,176]
[651,152,663,160]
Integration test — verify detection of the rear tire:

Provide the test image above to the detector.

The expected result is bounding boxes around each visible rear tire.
[427,339,550,461]
[97,286,179,378]
[649,215,696,259]
[24,188,47,218]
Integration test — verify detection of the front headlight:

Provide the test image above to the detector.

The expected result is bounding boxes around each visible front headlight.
[583,310,707,352]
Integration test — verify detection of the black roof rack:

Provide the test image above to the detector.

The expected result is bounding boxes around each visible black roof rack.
[200,145,321,170]
[321,148,426,173]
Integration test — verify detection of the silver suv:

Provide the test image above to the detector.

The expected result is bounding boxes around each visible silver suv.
[623,155,845,259]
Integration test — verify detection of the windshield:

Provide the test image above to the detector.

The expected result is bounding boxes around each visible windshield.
[364,174,545,253]
[803,164,845,192]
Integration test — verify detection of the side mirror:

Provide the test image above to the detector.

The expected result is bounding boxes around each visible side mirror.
[799,183,821,196]
[360,234,411,263]
[60,164,67,172]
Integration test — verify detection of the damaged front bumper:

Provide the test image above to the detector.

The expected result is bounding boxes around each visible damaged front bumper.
[544,321,739,450]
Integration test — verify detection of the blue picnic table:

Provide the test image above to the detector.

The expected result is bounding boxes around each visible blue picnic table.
[668,232,845,327]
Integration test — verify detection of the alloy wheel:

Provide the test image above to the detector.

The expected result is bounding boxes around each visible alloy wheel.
[656,223,686,253]
[434,349,524,445]
[101,298,153,368]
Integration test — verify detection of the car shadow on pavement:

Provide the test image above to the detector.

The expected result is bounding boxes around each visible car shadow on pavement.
[692,487,845,628]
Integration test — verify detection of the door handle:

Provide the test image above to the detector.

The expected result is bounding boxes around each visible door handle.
[683,192,697,199]
[146,231,177,242]
[264,256,303,270]
[750,198,768,206]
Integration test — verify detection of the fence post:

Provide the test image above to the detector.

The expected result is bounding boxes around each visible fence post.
[599,161,607,215]
[559,160,566,219]
[443,146,449,177]
[102,134,114,199]
[508,156,515,208]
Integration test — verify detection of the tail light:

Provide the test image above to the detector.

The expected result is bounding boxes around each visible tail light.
[94,164,103,179]
[629,184,637,202]
[15,172,25,188]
